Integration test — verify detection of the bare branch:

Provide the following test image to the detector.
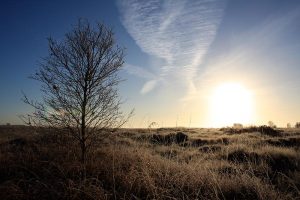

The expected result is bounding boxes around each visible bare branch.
[22,19,133,165]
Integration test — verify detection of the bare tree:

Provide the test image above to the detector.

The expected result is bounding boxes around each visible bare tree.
[268,121,276,128]
[233,123,243,129]
[22,19,132,164]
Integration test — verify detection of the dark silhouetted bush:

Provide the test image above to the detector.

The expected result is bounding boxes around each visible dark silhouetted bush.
[175,132,188,143]
[267,154,299,173]
[191,139,211,146]
[227,150,260,163]
[266,137,300,147]
[151,132,188,145]
[222,125,281,136]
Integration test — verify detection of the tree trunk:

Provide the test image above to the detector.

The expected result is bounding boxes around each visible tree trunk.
[80,140,87,180]
[80,140,86,164]
[81,79,87,164]
[80,77,88,180]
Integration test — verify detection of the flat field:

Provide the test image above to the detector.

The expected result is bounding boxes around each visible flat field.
[0,125,299,199]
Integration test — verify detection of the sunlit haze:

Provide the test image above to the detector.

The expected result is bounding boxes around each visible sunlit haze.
[209,83,254,127]
[0,0,300,128]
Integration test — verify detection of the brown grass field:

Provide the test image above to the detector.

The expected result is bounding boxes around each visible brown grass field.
[0,125,300,200]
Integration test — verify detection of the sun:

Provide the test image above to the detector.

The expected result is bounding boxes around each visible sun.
[209,82,254,127]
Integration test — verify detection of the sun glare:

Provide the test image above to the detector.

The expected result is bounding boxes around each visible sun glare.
[209,83,254,127]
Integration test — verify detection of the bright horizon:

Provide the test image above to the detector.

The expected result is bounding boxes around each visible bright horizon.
[1,0,300,128]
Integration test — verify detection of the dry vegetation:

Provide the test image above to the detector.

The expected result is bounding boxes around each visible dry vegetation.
[0,125,300,199]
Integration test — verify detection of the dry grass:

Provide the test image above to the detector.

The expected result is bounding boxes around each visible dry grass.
[0,125,299,199]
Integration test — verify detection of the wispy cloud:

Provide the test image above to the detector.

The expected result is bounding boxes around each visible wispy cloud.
[195,7,300,91]
[123,64,156,80]
[117,0,225,95]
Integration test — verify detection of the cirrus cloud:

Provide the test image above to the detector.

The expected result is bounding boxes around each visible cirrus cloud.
[117,0,225,95]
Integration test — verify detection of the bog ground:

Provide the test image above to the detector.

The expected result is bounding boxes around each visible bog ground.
[0,125,300,200]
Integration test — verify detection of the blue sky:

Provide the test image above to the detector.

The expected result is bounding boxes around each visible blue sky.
[1,0,300,127]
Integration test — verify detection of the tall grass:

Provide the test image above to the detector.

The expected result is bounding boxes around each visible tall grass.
[0,126,299,199]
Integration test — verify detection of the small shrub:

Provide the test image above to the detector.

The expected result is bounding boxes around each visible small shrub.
[175,132,188,143]
[151,132,188,145]
[191,138,227,147]
[267,153,299,173]
[258,126,280,136]
[151,134,170,144]
[191,138,211,146]
[266,137,300,147]
[222,125,281,136]
[227,149,260,163]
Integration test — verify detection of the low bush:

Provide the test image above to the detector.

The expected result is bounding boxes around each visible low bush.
[222,125,282,136]
[150,132,188,145]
